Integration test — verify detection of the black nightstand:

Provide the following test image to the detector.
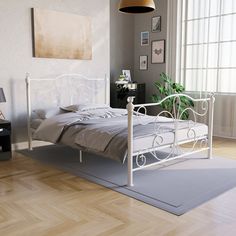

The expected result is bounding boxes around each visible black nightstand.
[0,120,12,161]
[111,83,146,108]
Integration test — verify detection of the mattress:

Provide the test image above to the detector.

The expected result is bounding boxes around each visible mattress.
[58,118,208,163]
[133,123,208,154]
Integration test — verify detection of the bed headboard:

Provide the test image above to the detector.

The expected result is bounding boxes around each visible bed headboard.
[26,73,109,110]
[25,73,109,149]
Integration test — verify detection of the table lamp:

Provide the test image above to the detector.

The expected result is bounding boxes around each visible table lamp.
[0,88,6,119]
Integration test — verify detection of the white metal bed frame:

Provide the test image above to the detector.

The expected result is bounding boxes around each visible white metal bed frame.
[25,73,109,151]
[25,73,215,187]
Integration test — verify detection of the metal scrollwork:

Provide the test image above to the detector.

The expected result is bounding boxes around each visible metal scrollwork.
[200,137,208,149]
[135,105,149,125]
[131,93,213,170]
[152,134,164,146]
[136,153,147,167]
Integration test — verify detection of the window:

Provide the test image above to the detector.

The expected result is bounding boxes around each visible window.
[179,0,236,93]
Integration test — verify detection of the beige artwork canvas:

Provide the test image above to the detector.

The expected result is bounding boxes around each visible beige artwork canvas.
[32,8,92,60]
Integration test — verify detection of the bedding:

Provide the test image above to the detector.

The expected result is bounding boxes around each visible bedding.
[32,107,64,119]
[31,118,44,130]
[60,103,110,112]
[33,108,208,163]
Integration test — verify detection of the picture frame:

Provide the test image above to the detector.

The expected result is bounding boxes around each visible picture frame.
[152,16,161,32]
[141,31,149,46]
[139,55,148,70]
[151,40,165,64]
[122,70,131,82]
[32,8,92,60]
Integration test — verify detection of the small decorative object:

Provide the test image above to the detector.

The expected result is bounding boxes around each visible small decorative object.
[0,88,6,120]
[139,55,148,70]
[151,73,194,120]
[118,74,126,81]
[118,0,156,13]
[122,70,132,82]
[141,31,149,46]
[152,16,161,32]
[151,40,165,64]
[127,82,138,90]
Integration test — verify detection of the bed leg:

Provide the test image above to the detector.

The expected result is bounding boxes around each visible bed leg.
[208,145,212,159]
[128,155,133,187]
[28,134,33,151]
[208,95,215,159]
[79,150,83,163]
[28,141,33,151]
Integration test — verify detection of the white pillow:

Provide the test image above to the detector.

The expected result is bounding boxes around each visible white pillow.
[60,103,110,112]
[79,103,110,111]
[32,107,64,119]
[60,105,80,112]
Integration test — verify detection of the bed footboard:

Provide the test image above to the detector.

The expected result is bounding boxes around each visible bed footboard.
[127,93,215,187]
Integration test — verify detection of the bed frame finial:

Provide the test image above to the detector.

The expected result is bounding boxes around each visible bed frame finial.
[25,72,30,84]
[127,96,135,104]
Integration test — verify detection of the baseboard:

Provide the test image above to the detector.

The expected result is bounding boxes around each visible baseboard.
[213,135,236,140]
[12,141,53,151]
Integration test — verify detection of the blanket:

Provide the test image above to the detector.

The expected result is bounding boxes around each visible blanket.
[33,108,195,162]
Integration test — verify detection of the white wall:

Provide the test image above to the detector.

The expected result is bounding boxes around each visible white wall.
[0,0,110,143]
[110,0,134,107]
[110,0,134,83]
[109,0,167,109]
[134,0,167,105]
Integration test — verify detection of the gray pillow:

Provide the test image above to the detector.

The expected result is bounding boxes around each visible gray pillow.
[60,103,110,112]
[33,107,64,119]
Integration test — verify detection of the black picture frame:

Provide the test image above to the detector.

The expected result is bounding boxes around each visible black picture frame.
[141,31,149,46]
[151,40,165,64]
[139,55,148,70]
[152,16,161,32]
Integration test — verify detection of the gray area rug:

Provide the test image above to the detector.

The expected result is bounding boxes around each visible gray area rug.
[19,145,236,215]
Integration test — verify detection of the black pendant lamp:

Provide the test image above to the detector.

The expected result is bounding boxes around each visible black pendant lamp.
[119,0,156,14]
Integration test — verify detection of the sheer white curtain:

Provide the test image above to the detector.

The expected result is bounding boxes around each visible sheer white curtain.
[167,0,236,138]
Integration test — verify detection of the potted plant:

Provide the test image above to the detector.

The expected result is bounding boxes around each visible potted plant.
[151,73,194,120]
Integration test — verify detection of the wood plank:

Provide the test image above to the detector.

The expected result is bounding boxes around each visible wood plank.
[0,137,236,235]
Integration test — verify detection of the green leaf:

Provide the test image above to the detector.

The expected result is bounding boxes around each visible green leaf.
[151,72,193,119]
[151,94,162,102]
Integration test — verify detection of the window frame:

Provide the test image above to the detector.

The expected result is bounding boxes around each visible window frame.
[179,0,236,94]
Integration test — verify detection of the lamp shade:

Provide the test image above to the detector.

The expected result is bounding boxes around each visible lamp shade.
[0,88,6,103]
[119,0,156,13]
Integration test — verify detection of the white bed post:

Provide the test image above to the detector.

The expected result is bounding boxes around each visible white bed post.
[26,73,33,151]
[105,74,107,104]
[79,150,83,163]
[208,94,215,159]
[127,96,135,187]
[104,74,110,105]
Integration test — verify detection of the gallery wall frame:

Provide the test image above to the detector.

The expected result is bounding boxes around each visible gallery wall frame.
[152,16,161,32]
[151,39,165,64]
[141,31,150,46]
[139,55,148,70]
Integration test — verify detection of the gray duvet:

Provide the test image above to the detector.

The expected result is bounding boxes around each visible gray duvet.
[33,108,200,163]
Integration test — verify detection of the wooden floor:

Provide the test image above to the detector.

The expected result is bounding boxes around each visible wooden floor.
[1,137,236,236]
